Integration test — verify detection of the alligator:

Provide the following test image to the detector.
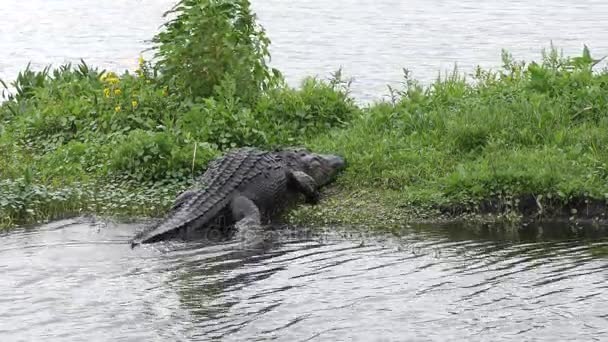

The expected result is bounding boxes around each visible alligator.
[130,147,346,247]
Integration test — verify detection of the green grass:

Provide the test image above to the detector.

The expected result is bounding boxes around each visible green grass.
[296,47,608,225]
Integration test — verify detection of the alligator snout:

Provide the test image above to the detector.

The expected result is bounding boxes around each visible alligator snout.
[322,154,346,171]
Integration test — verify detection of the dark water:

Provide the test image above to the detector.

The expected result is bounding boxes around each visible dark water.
[1,218,606,341]
[2,0,608,101]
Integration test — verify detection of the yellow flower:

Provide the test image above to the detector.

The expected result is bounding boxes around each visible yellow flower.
[101,71,120,85]
[101,72,116,81]
[103,88,110,98]
[114,105,121,113]
[135,56,145,77]
[114,88,122,96]
[131,100,138,109]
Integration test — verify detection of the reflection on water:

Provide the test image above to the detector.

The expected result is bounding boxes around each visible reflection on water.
[2,0,608,101]
[0,218,606,341]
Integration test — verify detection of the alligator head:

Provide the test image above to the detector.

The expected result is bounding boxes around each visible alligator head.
[276,147,347,186]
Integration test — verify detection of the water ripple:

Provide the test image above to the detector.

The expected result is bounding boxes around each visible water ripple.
[1,223,607,342]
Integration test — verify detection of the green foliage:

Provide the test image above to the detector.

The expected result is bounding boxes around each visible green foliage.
[177,73,358,149]
[109,130,218,181]
[255,73,357,144]
[309,46,608,210]
[1,0,606,228]
[4,63,51,102]
[0,0,356,228]
[152,0,281,103]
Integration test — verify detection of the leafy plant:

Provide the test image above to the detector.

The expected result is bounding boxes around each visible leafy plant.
[152,0,282,103]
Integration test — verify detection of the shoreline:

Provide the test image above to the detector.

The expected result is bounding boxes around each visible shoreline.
[287,187,608,239]
[4,184,608,244]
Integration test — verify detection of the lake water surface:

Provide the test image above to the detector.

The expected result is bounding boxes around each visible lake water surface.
[1,218,606,341]
[1,0,607,101]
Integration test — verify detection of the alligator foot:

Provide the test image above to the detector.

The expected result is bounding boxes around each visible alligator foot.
[231,195,269,247]
[288,171,320,204]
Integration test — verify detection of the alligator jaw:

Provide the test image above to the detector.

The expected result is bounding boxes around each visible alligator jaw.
[321,154,346,172]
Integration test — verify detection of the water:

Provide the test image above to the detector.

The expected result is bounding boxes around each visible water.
[1,0,607,102]
[0,218,606,341]
[1,1,608,340]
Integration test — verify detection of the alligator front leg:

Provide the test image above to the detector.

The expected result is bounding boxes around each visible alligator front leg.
[287,171,320,204]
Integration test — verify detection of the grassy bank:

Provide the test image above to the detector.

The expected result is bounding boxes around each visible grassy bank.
[293,47,608,227]
[2,0,608,230]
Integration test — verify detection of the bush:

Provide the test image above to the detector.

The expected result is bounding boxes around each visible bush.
[0,0,359,227]
[109,130,219,182]
[152,0,282,103]
[254,75,358,144]
[177,74,358,149]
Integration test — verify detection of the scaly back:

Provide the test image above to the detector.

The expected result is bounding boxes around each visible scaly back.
[131,148,279,245]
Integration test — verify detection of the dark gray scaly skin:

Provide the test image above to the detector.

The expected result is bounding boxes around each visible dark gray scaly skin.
[130,147,346,247]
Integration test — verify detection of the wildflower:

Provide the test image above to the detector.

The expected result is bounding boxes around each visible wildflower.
[135,56,145,77]
[103,88,110,98]
[114,88,122,96]
[131,100,138,109]
[115,105,121,113]
[101,71,120,85]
